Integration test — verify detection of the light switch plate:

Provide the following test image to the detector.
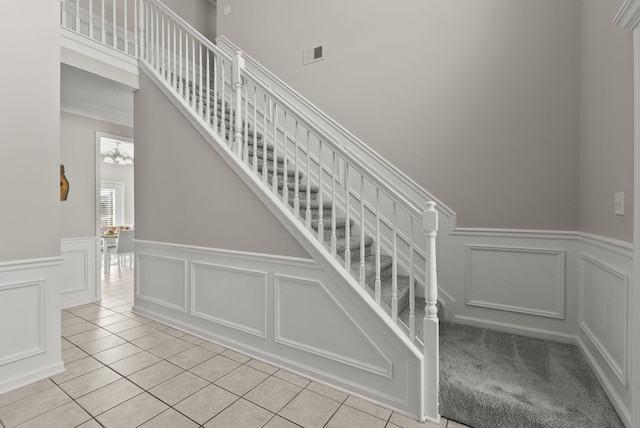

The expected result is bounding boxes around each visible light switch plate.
[614,192,624,216]
[224,5,231,15]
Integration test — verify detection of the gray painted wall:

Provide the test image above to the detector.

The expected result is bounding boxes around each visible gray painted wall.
[0,1,60,261]
[134,72,308,257]
[217,0,590,232]
[60,112,133,238]
[579,0,634,242]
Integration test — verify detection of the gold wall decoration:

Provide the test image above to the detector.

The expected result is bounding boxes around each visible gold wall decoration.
[60,164,69,201]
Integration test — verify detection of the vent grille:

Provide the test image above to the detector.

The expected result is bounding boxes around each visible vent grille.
[303,45,324,65]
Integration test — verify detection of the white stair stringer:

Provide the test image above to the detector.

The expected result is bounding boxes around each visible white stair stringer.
[137,60,428,420]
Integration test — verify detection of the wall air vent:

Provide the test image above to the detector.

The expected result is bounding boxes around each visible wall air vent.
[303,45,324,66]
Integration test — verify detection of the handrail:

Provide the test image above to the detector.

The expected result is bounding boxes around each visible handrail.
[241,68,423,220]
[217,35,456,220]
[145,0,230,62]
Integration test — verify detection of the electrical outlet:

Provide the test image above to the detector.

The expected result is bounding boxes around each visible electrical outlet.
[224,5,231,15]
[614,192,624,216]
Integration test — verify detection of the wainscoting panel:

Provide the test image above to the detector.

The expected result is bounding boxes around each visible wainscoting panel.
[579,253,629,386]
[136,253,187,312]
[133,240,422,420]
[191,262,267,338]
[60,237,97,309]
[465,245,566,318]
[0,281,44,366]
[0,257,64,395]
[275,275,391,377]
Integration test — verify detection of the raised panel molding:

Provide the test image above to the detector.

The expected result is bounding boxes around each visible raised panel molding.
[60,237,97,309]
[579,254,629,386]
[136,253,187,312]
[465,245,566,319]
[0,281,45,366]
[191,262,268,338]
[274,274,392,378]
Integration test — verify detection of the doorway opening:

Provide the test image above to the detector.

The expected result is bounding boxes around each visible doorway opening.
[96,132,134,300]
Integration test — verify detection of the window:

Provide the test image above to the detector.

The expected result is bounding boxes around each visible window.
[100,181,125,226]
[100,188,116,226]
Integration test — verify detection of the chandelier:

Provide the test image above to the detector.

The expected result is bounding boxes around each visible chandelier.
[104,142,133,165]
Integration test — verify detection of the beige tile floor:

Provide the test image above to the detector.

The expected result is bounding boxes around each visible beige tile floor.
[0,265,470,428]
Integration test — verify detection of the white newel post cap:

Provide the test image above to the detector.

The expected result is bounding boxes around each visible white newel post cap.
[423,201,438,233]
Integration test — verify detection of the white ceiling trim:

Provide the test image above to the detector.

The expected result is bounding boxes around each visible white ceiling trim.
[61,95,134,128]
[614,0,640,31]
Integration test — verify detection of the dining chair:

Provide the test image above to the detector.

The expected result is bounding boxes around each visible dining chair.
[108,229,134,276]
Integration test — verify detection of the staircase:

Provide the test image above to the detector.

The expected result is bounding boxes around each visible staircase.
[61,0,441,422]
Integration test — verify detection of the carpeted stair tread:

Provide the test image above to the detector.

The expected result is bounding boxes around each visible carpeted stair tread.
[357,254,393,285]
[438,323,625,428]
[310,217,353,231]
[334,235,374,252]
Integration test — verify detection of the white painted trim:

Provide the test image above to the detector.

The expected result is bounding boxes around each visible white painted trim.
[615,0,640,31]
[577,337,632,427]
[135,252,188,312]
[190,261,268,339]
[451,315,577,344]
[60,237,98,309]
[0,257,63,272]
[0,280,45,366]
[465,245,566,319]
[632,27,640,428]
[61,100,134,128]
[0,362,65,396]
[579,254,630,387]
[60,28,139,85]
[273,274,393,379]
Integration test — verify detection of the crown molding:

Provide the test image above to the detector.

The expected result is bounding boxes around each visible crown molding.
[614,0,640,31]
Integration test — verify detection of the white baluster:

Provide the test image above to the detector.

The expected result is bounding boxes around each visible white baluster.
[422,200,439,420]
[232,52,245,157]
[213,54,219,132]
[305,129,312,230]
[198,43,203,117]
[262,93,268,184]
[331,152,337,257]
[124,0,128,53]
[75,0,80,32]
[294,122,300,214]
[221,61,227,144]
[61,0,67,28]
[271,104,278,193]
[89,0,95,39]
[391,203,398,322]
[160,11,165,76]
[344,163,351,272]
[251,85,258,172]
[409,217,416,341]
[113,0,117,49]
[243,84,249,164]
[154,5,158,69]
[133,0,136,55]
[317,141,324,243]
[281,113,289,206]
[206,49,211,127]
[375,188,381,305]
[359,175,366,288]
[101,0,105,44]
[172,22,177,88]
[191,38,196,110]
[178,28,183,96]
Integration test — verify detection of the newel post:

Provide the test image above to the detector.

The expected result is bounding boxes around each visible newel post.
[137,0,145,59]
[233,51,245,157]
[422,201,440,422]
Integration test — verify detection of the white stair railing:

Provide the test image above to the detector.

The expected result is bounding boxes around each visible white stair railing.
[60,0,137,56]
[60,0,440,421]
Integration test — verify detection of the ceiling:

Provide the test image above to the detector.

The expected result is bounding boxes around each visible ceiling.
[60,64,135,127]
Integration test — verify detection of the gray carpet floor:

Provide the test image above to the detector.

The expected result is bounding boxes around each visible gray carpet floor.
[439,322,624,428]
